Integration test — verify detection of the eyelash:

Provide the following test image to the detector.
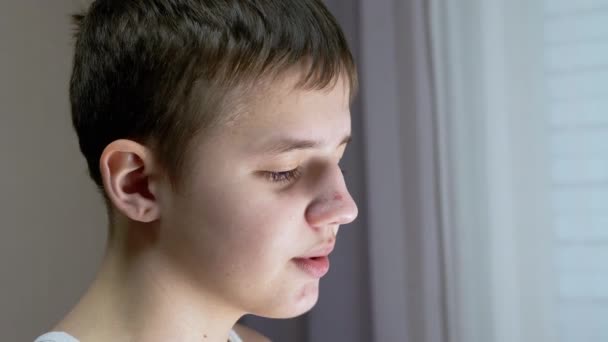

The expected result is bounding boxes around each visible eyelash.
[265,166,347,184]
[265,168,302,183]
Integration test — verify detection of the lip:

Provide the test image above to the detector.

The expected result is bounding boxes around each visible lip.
[292,256,330,278]
[292,243,335,278]
[297,244,335,259]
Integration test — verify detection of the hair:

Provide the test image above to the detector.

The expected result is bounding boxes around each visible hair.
[70,0,358,194]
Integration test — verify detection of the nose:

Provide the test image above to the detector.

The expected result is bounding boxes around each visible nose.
[305,164,359,230]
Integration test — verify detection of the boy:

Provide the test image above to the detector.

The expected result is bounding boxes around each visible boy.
[35,0,358,341]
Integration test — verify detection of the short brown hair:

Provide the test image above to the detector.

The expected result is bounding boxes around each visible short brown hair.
[70,0,357,192]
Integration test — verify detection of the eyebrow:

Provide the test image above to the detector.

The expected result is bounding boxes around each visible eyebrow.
[257,134,352,155]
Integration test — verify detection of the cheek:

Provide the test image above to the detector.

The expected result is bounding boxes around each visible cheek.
[178,183,301,266]
[163,178,319,315]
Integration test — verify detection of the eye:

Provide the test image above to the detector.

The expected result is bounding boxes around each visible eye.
[264,167,302,183]
[263,164,347,184]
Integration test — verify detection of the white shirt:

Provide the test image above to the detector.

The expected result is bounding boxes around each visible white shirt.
[34,330,243,342]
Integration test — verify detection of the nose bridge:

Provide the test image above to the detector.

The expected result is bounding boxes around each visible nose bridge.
[305,162,358,228]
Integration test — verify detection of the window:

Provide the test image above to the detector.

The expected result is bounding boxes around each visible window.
[546,1,608,341]
[432,1,608,341]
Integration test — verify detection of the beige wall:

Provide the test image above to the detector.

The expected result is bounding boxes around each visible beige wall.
[0,1,106,340]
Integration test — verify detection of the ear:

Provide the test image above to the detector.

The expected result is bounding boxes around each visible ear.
[100,139,161,223]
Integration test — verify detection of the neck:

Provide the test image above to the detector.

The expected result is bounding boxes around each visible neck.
[56,229,242,342]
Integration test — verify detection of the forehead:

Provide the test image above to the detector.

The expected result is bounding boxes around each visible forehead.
[230,74,352,145]
[182,73,352,180]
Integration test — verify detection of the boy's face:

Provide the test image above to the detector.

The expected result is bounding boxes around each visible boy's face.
[156,72,358,318]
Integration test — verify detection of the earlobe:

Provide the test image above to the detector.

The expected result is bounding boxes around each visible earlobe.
[100,139,161,223]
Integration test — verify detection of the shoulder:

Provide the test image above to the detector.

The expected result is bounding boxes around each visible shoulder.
[233,323,271,342]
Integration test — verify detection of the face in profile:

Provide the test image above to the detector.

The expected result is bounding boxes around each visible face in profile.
[154,71,359,319]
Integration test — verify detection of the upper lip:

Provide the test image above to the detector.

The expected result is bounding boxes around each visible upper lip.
[296,244,335,258]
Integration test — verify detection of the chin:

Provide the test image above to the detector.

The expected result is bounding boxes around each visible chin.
[252,282,320,319]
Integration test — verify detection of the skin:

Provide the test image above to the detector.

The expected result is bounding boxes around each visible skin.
[54,71,358,342]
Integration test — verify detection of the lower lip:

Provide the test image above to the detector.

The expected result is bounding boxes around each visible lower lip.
[292,256,330,278]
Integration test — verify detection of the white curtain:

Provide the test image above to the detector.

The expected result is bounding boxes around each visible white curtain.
[431,1,608,342]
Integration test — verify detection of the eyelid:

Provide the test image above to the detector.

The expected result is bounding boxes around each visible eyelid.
[260,147,349,184]
[264,167,302,183]
[263,162,348,184]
